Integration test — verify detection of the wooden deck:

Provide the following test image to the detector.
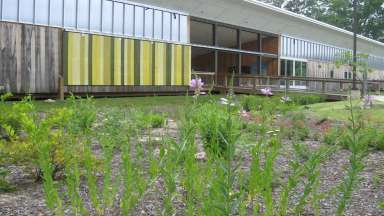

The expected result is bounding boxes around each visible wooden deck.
[196,73,384,101]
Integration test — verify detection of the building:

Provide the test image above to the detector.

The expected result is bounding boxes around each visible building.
[0,0,383,96]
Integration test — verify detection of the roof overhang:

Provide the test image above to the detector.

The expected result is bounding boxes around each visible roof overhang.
[130,0,384,57]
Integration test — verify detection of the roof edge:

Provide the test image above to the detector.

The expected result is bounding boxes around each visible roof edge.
[245,0,384,48]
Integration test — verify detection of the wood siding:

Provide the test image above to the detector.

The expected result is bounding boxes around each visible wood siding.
[0,22,62,94]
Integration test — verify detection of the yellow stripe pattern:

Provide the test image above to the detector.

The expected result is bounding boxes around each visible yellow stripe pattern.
[66,32,191,86]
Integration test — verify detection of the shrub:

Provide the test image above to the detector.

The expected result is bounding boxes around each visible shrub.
[290,94,326,105]
[195,103,239,157]
[281,113,310,141]
[134,111,166,129]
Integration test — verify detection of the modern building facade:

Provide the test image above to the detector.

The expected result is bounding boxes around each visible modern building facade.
[0,0,383,96]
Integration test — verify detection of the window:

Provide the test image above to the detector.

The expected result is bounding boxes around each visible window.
[241,31,259,52]
[78,0,90,30]
[113,3,124,35]
[295,61,302,77]
[217,26,238,49]
[301,62,307,77]
[50,0,64,26]
[134,6,144,37]
[344,72,352,80]
[35,0,49,25]
[191,47,215,73]
[90,0,102,31]
[330,70,334,78]
[280,60,286,76]
[261,57,278,75]
[154,10,163,40]
[180,15,189,43]
[20,0,34,23]
[286,60,293,77]
[2,0,18,21]
[123,4,134,36]
[144,8,153,38]
[64,0,76,28]
[171,13,180,41]
[190,20,214,46]
[162,12,171,41]
[218,51,239,76]
[262,35,278,54]
[242,55,260,75]
[102,0,113,33]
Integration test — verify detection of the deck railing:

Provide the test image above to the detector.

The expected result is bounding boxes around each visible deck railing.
[193,72,384,95]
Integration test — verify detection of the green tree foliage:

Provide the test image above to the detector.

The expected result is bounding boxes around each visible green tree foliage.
[259,0,384,42]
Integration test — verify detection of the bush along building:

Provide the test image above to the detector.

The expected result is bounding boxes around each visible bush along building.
[0,0,383,97]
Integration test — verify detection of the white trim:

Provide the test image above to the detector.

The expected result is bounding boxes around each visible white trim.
[245,0,384,48]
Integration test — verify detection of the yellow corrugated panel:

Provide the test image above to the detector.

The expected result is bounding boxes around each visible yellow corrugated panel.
[183,46,191,85]
[80,34,89,85]
[173,45,183,85]
[103,37,112,85]
[67,33,89,85]
[92,35,103,85]
[67,33,79,85]
[114,38,122,85]
[124,39,135,85]
[155,42,166,86]
[140,41,152,85]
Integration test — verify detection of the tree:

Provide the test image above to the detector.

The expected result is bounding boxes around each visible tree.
[259,0,285,8]
[259,0,384,42]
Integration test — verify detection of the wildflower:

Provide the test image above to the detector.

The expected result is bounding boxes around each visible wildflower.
[220,98,235,106]
[280,96,291,103]
[189,78,204,91]
[239,110,251,119]
[260,88,273,96]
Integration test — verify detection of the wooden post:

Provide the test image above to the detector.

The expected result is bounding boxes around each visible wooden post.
[253,77,256,90]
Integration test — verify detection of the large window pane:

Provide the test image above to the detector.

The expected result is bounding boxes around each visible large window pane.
[90,0,102,31]
[154,10,162,40]
[162,12,171,41]
[20,0,34,23]
[102,0,113,33]
[286,60,294,76]
[113,2,124,34]
[261,35,278,54]
[280,60,286,76]
[134,6,144,37]
[217,26,237,49]
[35,0,49,25]
[295,61,302,76]
[191,47,215,73]
[301,62,307,77]
[78,0,90,30]
[171,13,179,41]
[218,51,239,77]
[50,0,64,26]
[64,0,76,28]
[2,0,18,21]
[261,57,278,76]
[144,8,153,38]
[241,54,260,75]
[180,15,188,43]
[241,31,259,52]
[124,4,134,36]
[190,20,213,46]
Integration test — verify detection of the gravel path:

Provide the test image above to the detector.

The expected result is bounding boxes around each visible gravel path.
[1,120,384,216]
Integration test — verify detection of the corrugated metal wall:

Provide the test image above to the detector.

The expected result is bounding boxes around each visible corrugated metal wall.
[65,32,191,87]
